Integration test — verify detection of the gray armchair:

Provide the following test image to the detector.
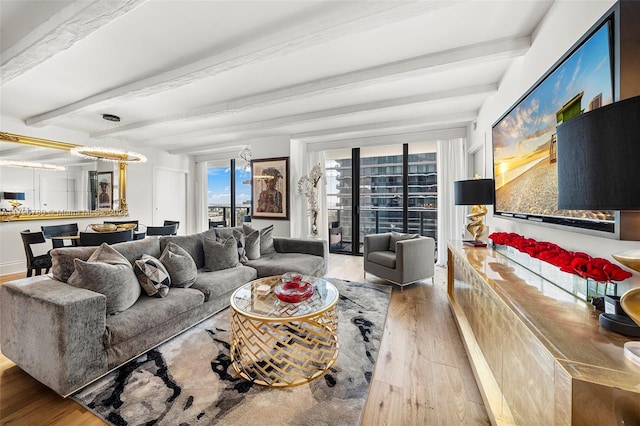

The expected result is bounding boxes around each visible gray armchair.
[363,232,435,288]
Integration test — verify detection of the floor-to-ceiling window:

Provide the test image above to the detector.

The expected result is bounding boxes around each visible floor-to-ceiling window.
[326,142,437,255]
[207,160,251,227]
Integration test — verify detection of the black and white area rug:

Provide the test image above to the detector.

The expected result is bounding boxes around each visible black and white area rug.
[72,278,392,426]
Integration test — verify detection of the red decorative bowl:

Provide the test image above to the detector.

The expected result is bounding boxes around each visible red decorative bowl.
[274,280,314,303]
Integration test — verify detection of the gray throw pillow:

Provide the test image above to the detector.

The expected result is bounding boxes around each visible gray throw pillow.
[159,242,197,288]
[217,228,248,263]
[68,243,141,315]
[388,231,418,252]
[203,235,240,271]
[243,224,275,255]
[135,254,170,298]
[244,229,260,260]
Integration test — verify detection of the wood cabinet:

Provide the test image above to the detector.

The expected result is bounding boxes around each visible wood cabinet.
[447,241,640,425]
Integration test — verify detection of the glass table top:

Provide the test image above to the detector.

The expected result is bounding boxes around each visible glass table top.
[230,275,338,320]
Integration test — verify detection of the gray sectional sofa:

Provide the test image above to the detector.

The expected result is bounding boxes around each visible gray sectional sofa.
[0,226,327,396]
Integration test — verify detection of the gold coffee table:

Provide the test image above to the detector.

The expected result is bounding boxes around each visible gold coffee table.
[230,275,339,387]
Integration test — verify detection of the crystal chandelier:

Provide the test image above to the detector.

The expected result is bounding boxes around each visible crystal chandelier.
[70,114,147,164]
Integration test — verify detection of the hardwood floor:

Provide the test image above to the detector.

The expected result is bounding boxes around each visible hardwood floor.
[0,255,489,425]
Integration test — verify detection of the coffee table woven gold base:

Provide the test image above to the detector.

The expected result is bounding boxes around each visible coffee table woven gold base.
[230,275,339,387]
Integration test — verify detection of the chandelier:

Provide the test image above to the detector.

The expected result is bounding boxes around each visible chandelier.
[71,114,147,164]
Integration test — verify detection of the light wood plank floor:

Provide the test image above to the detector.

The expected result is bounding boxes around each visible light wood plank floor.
[0,255,489,425]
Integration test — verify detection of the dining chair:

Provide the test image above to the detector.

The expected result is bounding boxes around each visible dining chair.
[20,229,53,277]
[146,224,179,236]
[104,220,139,231]
[79,229,134,246]
[163,220,179,235]
[41,223,79,248]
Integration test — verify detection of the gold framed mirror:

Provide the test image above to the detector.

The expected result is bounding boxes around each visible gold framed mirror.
[0,132,130,221]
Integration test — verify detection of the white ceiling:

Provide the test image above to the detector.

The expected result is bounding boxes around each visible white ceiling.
[0,0,553,160]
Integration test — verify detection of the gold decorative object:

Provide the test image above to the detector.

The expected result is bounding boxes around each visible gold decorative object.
[621,288,640,327]
[612,250,640,327]
[230,276,339,387]
[90,223,117,232]
[115,223,136,230]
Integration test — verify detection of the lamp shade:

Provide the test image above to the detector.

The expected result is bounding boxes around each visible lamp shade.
[454,179,495,205]
[557,95,640,210]
[3,191,25,201]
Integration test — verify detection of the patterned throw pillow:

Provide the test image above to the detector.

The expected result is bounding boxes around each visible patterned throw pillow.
[135,255,171,298]
[203,235,240,271]
[243,224,275,255]
[68,243,141,315]
[215,228,248,263]
[159,242,197,288]
[388,231,418,252]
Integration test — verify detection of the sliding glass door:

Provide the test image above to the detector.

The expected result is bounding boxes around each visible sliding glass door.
[326,142,437,255]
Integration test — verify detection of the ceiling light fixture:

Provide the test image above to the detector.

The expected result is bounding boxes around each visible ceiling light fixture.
[70,114,147,164]
[0,160,66,171]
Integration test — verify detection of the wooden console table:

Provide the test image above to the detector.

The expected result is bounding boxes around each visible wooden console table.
[447,241,640,425]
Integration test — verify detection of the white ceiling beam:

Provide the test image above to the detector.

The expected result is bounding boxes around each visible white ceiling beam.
[162,84,494,155]
[305,128,468,152]
[1,0,146,84]
[92,35,527,138]
[291,112,478,143]
[25,0,466,127]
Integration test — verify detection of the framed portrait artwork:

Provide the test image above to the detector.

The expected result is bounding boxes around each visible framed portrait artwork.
[251,157,289,220]
[96,171,114,210]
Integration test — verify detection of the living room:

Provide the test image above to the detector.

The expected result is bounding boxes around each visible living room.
[2,1,640,424]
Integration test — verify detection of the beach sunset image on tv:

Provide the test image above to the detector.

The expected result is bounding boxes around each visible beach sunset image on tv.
[492,22,614,223]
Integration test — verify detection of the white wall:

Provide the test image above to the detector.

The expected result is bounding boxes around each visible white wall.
[469,0,640,292]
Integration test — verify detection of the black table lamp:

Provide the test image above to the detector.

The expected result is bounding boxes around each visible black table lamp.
[3,191,25,211]
[454,178,495,242]
[556,95,640,337]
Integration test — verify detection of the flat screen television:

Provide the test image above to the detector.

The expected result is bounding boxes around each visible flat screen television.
[492,17,615,233]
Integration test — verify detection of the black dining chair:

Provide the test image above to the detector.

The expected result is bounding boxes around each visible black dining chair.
[79,229,134,246]
[104,220,139,231]
[20,229,53,277]
[41,223,79,248]
[146,224,179,236]
[163,220,179,235]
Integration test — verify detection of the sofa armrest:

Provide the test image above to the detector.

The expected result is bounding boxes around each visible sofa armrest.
[0,275,108,396]
[364,233,391,255]
[396,236,435,282]
[273,237,327,258]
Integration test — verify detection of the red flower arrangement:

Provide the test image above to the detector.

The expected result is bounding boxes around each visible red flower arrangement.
[488,232,632,283]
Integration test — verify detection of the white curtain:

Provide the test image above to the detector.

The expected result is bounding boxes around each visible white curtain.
[290,139,327,240]
[436,138,466,265]
[195,161,209,232]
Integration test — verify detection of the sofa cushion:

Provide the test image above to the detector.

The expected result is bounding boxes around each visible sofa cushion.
[244,229,260,260]
[203,235,239,271]
[388,231,418,252]
[104,288,204,348]
[244,224,275,255]
[245,252,324,278]
[134,255,170,298]
[68,243,141,315]
[159,242,197,288]
[368,250,397,269]
[191,265,257,301]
